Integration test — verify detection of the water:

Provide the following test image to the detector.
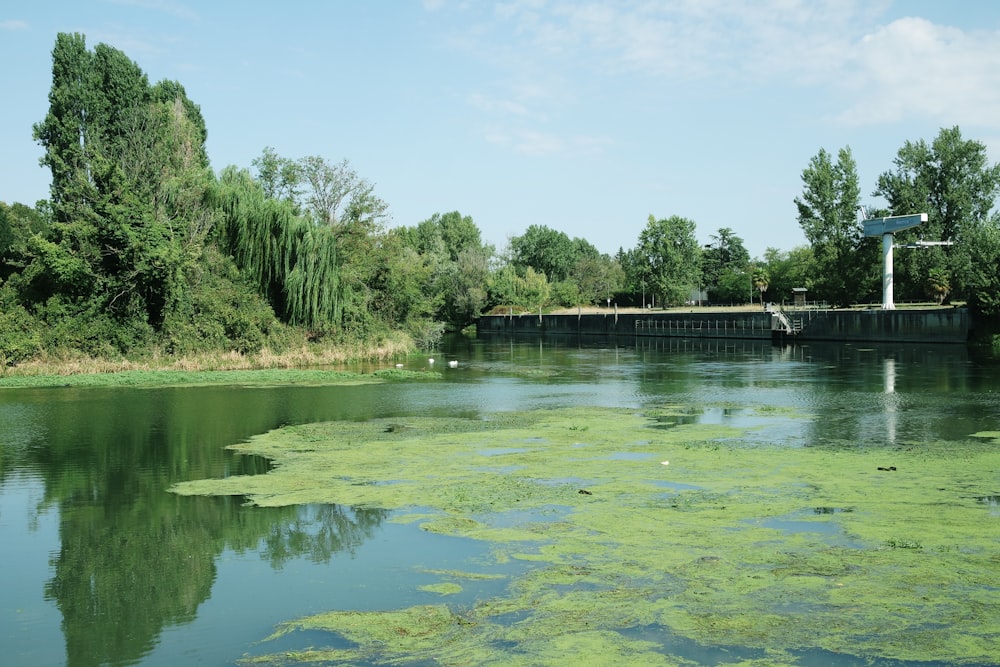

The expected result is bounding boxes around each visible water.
[1,336,999,666]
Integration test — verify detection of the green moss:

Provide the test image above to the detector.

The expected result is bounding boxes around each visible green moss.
[177,406,1000,665]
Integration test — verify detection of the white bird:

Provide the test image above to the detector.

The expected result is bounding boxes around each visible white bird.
[395,363,404,368]
[428,358,434,364]
[448,360,458,368]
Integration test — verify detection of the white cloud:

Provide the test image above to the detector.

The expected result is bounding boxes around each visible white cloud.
[834,17,1000,127]
[0,19,28,30]
[453,2,1000,153]
[485,126,611,157]
[468,92,530,116]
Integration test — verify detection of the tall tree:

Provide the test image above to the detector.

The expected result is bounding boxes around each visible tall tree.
[795,146,876,307]
[30,33,216,348]
[874,126,1000,302]
[635,215,701,306]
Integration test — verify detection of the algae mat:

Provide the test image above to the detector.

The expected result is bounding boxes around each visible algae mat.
[171,406,1000,666]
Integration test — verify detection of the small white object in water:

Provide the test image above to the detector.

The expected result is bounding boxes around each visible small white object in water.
[395,363,404,368]
[448,360,458,368]
[428,358,434,364]
[661,460,669,466]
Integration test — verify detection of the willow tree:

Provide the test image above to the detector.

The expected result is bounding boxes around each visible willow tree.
[211,167,342,330]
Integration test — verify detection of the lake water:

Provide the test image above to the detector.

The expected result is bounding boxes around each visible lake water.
[1,336,998,666]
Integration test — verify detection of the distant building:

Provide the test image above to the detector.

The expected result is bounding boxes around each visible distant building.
[792,287,807,308]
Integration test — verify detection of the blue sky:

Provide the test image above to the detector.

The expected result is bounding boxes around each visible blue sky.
[3,1,1000,259]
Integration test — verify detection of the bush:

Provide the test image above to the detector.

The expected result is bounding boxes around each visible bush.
[0,298,43,367]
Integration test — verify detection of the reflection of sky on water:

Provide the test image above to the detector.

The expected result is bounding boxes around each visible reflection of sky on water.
[0,474,64,667]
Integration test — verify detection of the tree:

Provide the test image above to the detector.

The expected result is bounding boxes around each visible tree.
[571,253,625,306]
[212,167,342,331]
[634,215,701,306]
[402,211,483,262]
[252,147,302,205]
[489,265,550,311]
[397,211,494,329]
[926,268,951,305]
[951,214,1000,317]
[702,227,750,303]
[702,228,749,284]
[762,246,816,305]
[29,33,218,350]
[441,246,492,328]
[509,225,578,283]
[874,126,1000,302]
[795,146,877,307]
[752,267,770,306]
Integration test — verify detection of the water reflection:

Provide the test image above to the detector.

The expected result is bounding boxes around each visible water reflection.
[2,385,394,667]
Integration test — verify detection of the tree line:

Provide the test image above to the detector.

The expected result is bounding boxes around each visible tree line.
[3,34,1000,365]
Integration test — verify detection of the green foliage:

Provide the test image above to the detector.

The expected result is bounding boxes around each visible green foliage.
[25,33,221,353]
[702,227,749,290]
[952,215,1000,317]
[635,214,702,306]
[159,246,286,355]
[396,211,494,329]
[211,167,342,330]
[252,146,302,205]
[549,279,580,307]
[0,204,12,258]
[875,127,1000,303]
[570,253,624,306]
[761,246,816,304]
[489,265,550,311]
[441,247,492,328]
[751,266,770,306]
[795,146,876,307]
[0,286,43,366]
[708,267,748,304]
[509,224,580,283]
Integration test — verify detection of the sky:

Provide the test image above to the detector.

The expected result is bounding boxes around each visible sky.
[3,1,1000,259]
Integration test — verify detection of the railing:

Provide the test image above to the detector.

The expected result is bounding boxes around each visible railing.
[634,318,767,338]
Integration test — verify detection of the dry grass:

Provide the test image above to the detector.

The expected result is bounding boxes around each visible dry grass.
[3,335,415,378]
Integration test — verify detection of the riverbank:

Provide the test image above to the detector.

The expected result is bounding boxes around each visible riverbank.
[0,335,417,387]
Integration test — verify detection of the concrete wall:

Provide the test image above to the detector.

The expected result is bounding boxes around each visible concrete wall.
[789,308,969,343]
[477,308,971,344]
[477,311,773,339]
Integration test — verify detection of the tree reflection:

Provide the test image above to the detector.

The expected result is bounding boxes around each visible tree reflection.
[261,504,390,568]
[20,385,388,667]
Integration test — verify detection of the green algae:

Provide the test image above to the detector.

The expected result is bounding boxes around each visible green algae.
[418,582,464,595]
[172,405,1000,666]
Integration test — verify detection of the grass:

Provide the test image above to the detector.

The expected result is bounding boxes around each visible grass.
[0,335,423,388]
